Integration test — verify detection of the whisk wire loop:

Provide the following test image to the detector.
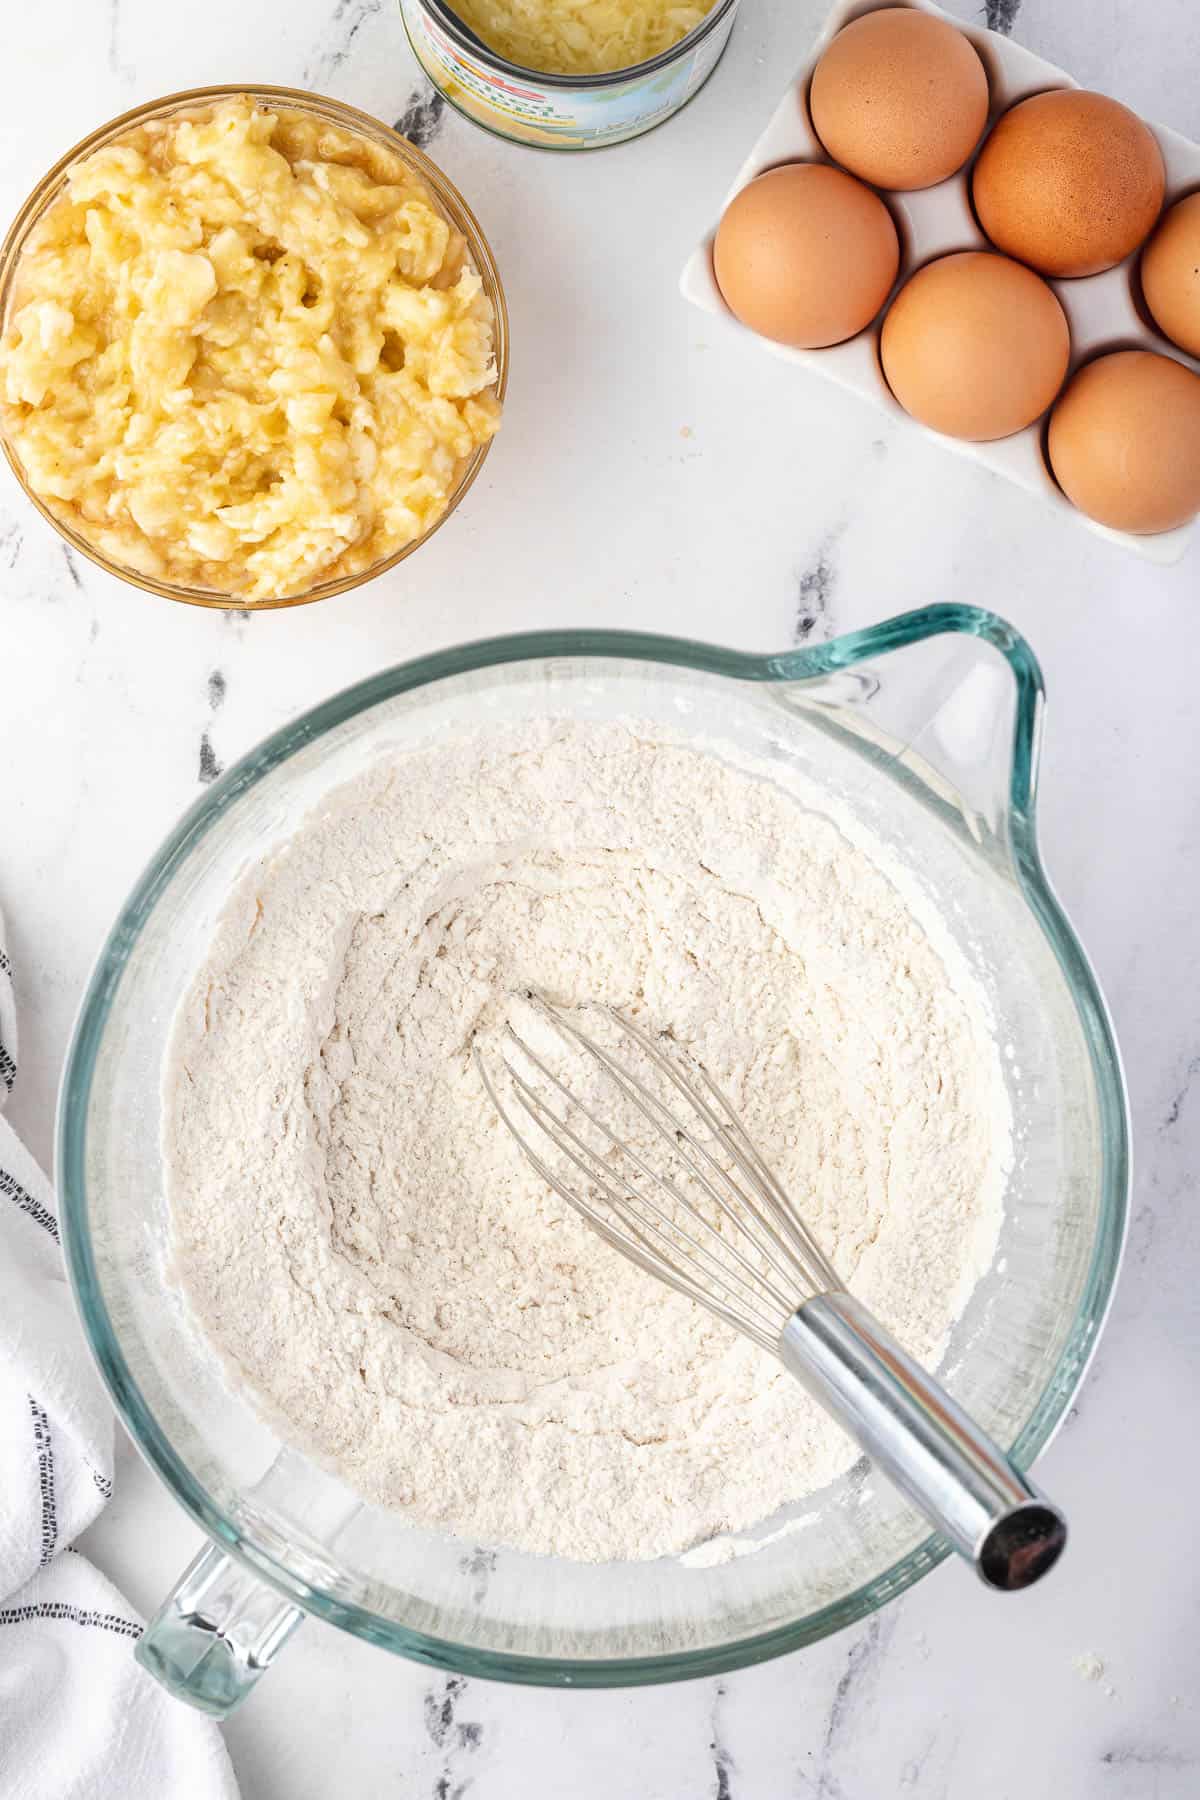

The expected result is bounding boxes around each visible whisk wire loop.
[474,1045,781,1350]
[499,1039,792,1341]
[516,996,840,1303]
[508,1020,801,1319]
[475,994,851,1346]
[540,1008,812,1294]
[574,1005,842,1297]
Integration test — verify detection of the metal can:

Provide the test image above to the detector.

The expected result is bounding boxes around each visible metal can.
[398,0,739,149]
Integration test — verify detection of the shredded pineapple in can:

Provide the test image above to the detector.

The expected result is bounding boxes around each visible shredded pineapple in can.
[455,0,709,76]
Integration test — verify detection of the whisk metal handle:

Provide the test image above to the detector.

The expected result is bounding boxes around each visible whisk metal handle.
[779,1293,1066,1590]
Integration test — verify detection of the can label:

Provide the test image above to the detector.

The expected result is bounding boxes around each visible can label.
[399,0,737,148]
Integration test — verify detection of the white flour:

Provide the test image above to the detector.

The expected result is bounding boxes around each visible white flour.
[164,720,1008,1562]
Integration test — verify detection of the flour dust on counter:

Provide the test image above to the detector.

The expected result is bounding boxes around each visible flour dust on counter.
[163,720,1010,1563]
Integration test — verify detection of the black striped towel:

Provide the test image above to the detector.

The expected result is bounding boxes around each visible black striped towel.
[0,913,238,1799]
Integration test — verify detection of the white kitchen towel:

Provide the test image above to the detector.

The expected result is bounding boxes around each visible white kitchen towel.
[0,912,238,1800]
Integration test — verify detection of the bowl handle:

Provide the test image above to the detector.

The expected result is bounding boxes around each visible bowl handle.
[135,1541,304,1717]
[769,607,1046,848]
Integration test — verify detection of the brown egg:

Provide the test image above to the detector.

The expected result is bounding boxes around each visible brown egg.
[1047,350,1200,533]
[809,8,989,192]
[972,90,1165,278]
[713,163,899,350]
[1141,193,1200,358]
[880,252,1070,441]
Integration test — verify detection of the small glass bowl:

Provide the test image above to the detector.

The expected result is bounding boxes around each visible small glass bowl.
[0,85,509,611]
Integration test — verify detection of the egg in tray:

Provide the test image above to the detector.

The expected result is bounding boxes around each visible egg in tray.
[681,0,1200,560]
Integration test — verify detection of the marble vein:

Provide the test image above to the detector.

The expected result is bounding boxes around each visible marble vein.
[1162,1053,1200,1129]
[423,1674,484,1800]
[1100,1744,1195,1768]
[794,539,839,643]
[395,87,447,151]
[984,0,1023,35]
[305,0,385,84]
[457,1544,497,1606]
[708,1679,735,1800]
[899,1728,939,1792]
[804,1614,897,1798]
[106,0,132,79]
[198,731,222,785]
[195,668,228,785]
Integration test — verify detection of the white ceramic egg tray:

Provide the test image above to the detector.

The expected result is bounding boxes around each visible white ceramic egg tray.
[680,0,1200,565]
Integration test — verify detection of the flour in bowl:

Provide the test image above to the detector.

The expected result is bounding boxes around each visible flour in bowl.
[164,720,1009,1562]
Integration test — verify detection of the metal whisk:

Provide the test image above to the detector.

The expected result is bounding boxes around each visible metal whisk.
[477,994,1066,1591]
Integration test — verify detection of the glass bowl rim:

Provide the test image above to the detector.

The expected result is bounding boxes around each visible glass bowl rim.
[0,83,509,612]
[57,604,1130,1685]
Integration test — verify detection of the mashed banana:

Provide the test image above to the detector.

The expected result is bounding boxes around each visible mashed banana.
[455,0,708,75]
[0,98,501,600]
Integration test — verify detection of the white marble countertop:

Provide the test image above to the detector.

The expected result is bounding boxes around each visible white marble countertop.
[3,0,1199,1793]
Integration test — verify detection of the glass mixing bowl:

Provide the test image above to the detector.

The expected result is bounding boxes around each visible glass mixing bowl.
[58,607,1128,1714]
[0,86,508,611]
